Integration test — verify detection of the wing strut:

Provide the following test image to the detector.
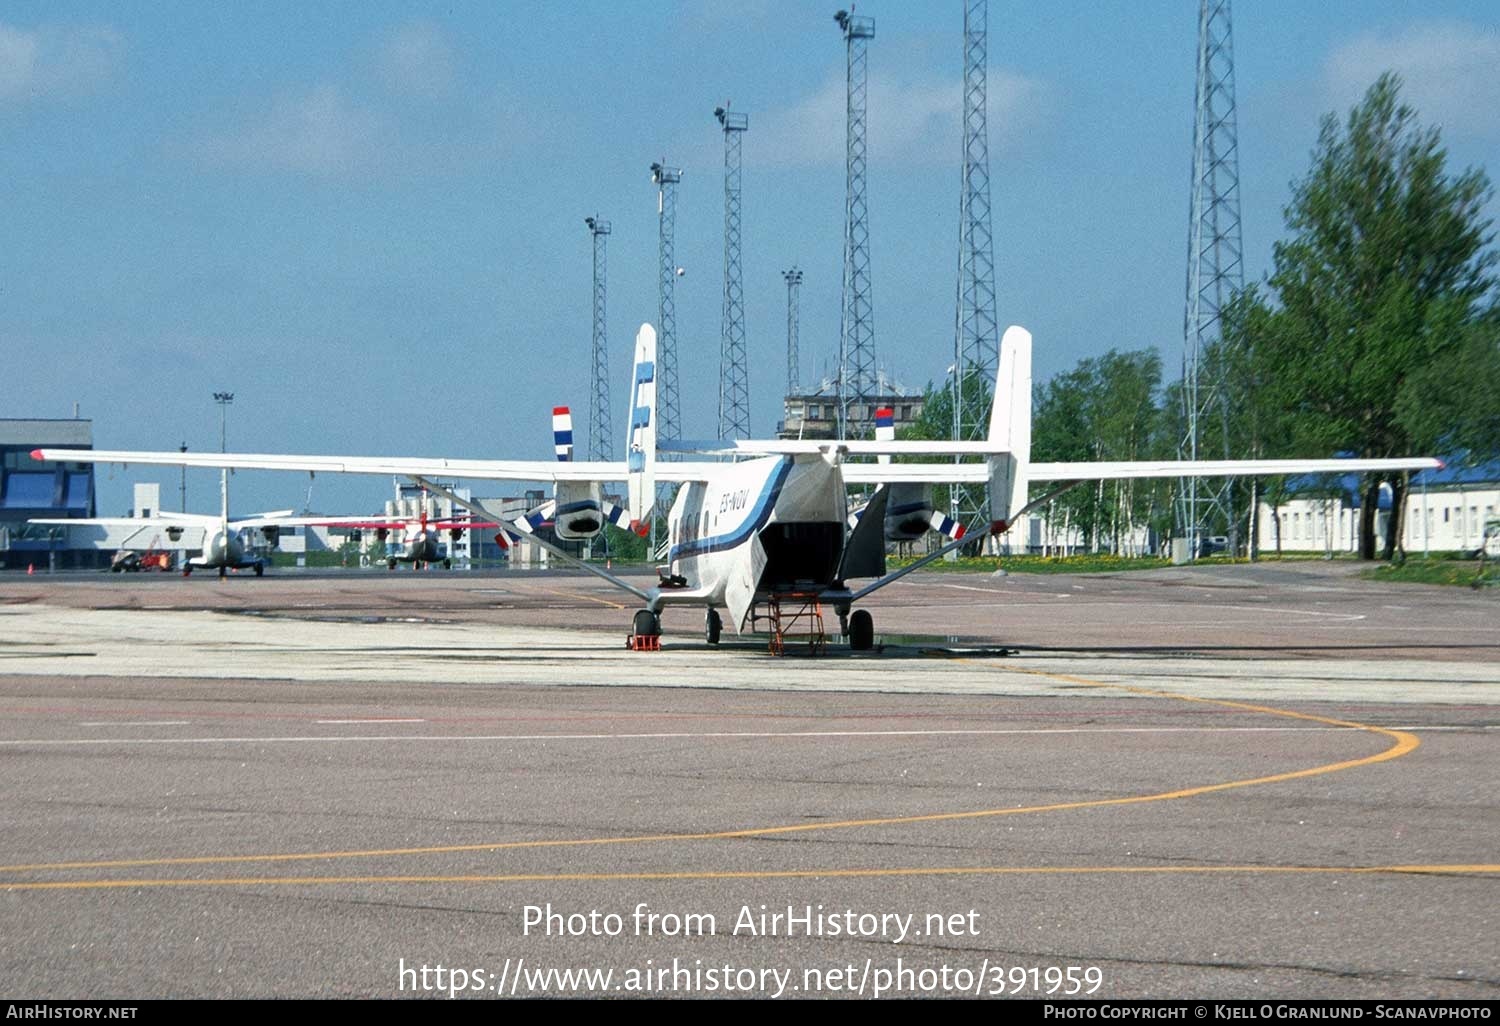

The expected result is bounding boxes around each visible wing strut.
[410,476,654,604]
[845,481,1082,603]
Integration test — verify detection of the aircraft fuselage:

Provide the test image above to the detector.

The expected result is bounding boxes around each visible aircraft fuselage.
[184,527,264,576]
[387,525,451,568]
[663,453,847,630]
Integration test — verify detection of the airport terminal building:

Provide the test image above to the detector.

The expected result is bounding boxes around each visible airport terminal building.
[1257,462,1500,557]
[0,418,100,570]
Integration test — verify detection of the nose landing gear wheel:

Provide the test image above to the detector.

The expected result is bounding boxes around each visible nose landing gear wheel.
[628,609,662,651]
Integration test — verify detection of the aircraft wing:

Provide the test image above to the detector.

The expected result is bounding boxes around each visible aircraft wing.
[659,439,1009,456]
[27,517,207,551]
[291,518,503,530]
[1030,457,1443,480]
[27,516,215,528]
[227,514,388,529]
[840,456,1441,485]
[32,448,627,484]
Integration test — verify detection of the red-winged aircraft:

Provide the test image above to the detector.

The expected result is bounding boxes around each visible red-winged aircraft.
[323,503,502,570]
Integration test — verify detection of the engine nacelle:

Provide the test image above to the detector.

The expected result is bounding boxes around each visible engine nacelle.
[553,481,605,540]
[884,483,936,542]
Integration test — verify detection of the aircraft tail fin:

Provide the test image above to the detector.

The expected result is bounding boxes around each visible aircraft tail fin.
[625,323,657,529]
[986,326,1033,525]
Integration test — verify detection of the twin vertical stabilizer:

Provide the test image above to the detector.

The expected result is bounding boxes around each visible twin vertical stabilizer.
[626,324,658,529]
[986,325,1032,525]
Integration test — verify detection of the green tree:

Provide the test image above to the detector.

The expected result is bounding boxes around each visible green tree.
[1033,348,1170,552]
[896,368,994,527]
[1248,73,1496,559]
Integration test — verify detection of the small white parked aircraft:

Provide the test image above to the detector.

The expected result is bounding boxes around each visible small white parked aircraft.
[30,470,361,578]
[35,324,1440,646]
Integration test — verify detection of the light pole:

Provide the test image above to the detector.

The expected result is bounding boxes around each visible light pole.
[213,392,234,452]
[179,442,187,512]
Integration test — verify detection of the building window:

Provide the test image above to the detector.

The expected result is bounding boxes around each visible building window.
[1,471,57,508]
[64,472,91,511]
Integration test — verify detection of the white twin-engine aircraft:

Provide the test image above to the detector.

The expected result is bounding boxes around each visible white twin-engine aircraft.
[30,469,359,578]
[36,324,1440,649]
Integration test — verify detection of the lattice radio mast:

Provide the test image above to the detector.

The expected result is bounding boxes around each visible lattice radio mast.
[782,267,803,396]
[715,106,751,440]
[584,216,612,460]
[1178,0,1243,557]
[952,0,1001,528]
[651,161,684,447]
[835,9,876,439]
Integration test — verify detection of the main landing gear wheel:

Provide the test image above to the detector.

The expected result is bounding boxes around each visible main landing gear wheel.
[254,563,264,577]
[705,608,722,645]
[848,609,874,652]
[443,559,452,570]
[387,558,398,571]
[218,567,227,580]
[182,566,192,577]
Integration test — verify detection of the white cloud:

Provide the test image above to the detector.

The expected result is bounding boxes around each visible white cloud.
[190,85,386,177]
[0,21,123,103]
[756,68,1050,168]
[1323,21,1500,140]
[377,21,457,99]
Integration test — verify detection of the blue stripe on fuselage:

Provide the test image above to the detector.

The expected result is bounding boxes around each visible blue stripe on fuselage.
[668,458,793,563]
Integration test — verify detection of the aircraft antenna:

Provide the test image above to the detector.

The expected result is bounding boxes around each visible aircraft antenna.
[584,215,613,461]
[951,0,1001,535]
[835,9,876,440]
[716,105,751,441]
[1178,0,1243,558]
[782,267,803,396]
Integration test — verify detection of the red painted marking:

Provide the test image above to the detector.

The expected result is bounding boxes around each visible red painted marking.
[954,524,967,540]
[30,449,45,461]
[553,406,570,416]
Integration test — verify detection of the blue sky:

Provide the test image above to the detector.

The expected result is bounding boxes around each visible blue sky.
[3,2,1497,516]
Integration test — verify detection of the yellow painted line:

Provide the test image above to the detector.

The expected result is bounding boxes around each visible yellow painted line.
[0,659,1421,877]
[5,864,1497,892]
[529,584,627,611]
